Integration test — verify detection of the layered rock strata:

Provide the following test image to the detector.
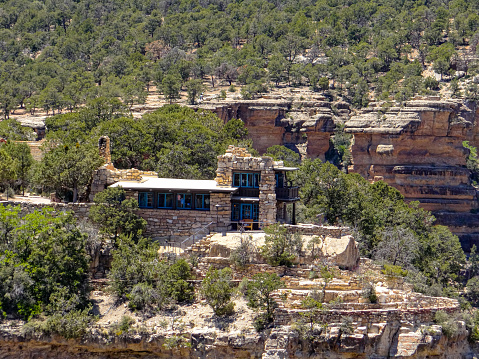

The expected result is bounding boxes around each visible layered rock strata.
[345,98,477,211]
[345,98,479,248]
[200,96,349,159]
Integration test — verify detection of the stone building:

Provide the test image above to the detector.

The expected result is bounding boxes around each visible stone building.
[92,139,299,239]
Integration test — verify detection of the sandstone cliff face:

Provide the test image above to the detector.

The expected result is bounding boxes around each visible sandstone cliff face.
[201,97,349,159]
[345,99,477,212]
[344,98,479,249]
[0,320,476,359]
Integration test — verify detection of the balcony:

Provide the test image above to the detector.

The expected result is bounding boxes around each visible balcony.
[237,187,260,197]
[275,186,299,201]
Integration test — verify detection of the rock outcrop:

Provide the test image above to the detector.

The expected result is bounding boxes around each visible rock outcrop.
[345,98,478,212]
[321,234,359,269]
[345,97,479,249]
[200,96,350,159]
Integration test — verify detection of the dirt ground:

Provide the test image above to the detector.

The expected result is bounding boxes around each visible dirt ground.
[91,289,258,335]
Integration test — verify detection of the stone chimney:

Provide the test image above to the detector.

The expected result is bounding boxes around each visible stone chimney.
[98,136,112,165]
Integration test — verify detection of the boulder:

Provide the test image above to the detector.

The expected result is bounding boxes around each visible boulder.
[208,243,231,258]
[322,235,359,269]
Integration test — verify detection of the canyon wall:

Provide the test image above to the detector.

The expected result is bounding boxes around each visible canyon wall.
[201,96,349,159]
[344,98,479,250]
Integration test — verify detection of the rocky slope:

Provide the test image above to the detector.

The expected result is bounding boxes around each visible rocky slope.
[0,226,475,359]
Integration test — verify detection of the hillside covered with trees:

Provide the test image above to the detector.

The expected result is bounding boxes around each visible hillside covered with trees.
[2,0,479,117]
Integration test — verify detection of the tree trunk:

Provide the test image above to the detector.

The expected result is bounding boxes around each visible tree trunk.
[73,184,78,203]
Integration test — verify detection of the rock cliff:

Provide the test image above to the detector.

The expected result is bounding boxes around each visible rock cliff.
[0,319,475,359]
[199,96,350,159]
[345,97,479,249]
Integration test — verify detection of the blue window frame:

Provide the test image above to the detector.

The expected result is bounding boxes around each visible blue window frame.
[195,194,210,210]
[231,203,259,221]
[158,193,174,208]
[177,193,192,209]
[231,203,240,220]
[232,173,260,188]
[139,192,153,208]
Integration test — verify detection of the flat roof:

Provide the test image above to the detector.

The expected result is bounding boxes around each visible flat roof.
[273,166,299,171]
[110,178,238,193]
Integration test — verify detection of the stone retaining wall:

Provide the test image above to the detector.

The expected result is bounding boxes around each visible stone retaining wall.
[274,298,460,326]
[0,200,92,222]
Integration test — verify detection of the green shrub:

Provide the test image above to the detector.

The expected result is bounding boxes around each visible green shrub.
[23,306,95,339]
[242,272,282,330]
[260,223,302,267]
[201,267,235,316]
[382,264,408,277]
[434,311,458,338]
[361,283,378,304]
[128,283,167,316]
[163,335,191,349]
[111,315,135,336]
[230,235,255,269]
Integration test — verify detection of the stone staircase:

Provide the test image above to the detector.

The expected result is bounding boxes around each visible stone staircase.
[182,233,215,258]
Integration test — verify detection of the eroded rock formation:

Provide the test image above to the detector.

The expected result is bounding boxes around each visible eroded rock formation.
[200,96,350,159]
[345,97,479,249]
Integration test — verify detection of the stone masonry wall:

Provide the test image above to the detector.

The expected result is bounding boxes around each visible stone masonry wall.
[90,166,158,201]
[0,200,92,222]
[134,192,231,239]
[215,145,276,225]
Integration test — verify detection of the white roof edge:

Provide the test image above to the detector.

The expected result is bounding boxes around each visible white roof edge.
[110,178,238,193]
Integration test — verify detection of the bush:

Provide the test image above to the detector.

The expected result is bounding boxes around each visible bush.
[260,223,303,267]
[111,315,135,336]
[230,235,255,269]
[361,282,378,304]
[109,238,194,311]
[201,267,235,316]
[23,306,96,339]
[242,272,282,330]
[163,335,191,349]
[382,264,408,277]
[128,283,167,317]
[466,276,479,306]
[434,311,458,338]
[89,187,146,244]
[167,259,194,303]
[253,312,271,332]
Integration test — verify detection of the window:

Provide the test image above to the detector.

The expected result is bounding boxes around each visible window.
[195,194,210,210]
[233,173,241,187]
[158,193,173,208]
[231,203,240,221]
[232,173,260,188]
[138,192,153,208]
[276,173,284,188]
[177,193,192,209]
[253,173,260,187]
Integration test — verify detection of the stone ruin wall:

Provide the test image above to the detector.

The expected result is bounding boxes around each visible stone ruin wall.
[0,200,92,222]
[274,301,459,327]
[89,136,158,201]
